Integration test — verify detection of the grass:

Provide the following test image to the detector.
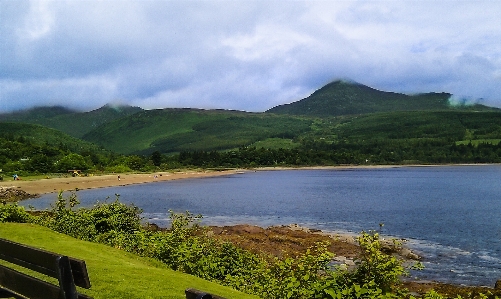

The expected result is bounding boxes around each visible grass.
[0,223,258,299]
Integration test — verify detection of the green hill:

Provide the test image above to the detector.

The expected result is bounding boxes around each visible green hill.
[0,223,257,299]
[0,106,76,120]
[2,81,500,158]
[82,108,313,155]
[0,104,143,138]
[305,111,501,144]
[0,122,102,153]
[267,80,498,116]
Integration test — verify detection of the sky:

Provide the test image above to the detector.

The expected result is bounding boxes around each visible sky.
[1,0,501,113]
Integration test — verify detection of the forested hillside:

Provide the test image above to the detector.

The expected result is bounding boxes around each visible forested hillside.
[2,80,501,175]
[0,104,142,138]
[82,108,313,155]
[267,80,498,116]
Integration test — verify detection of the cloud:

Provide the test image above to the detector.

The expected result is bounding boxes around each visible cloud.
[1,1,500,113]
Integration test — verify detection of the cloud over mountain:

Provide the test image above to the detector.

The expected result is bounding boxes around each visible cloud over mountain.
[1,1,500,112]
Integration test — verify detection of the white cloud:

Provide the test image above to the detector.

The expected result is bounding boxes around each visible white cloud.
[17,0,55,41]
[1,0,500,112]
[0,75,118,111]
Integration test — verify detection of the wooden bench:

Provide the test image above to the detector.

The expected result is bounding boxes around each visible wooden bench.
[185,288,226,299]
[0,238,92,299]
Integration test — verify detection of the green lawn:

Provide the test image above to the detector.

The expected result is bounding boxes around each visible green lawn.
[0,223,259,299]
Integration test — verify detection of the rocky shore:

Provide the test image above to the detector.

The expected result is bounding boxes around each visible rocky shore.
[208,224,501,298]
[0,186,39,202]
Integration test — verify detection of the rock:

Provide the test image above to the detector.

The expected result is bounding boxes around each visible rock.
[495,279,501,290]
[400,248,421,261]
[0,187,39,202]
[333,256,347,263]
[345,259,355,266]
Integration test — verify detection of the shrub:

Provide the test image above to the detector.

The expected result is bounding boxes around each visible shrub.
[0,202,32,223]
[7,194,490,299]
[33,191,142,241]
[351,232,406,292]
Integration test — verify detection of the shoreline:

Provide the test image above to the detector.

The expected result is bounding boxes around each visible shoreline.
[1,163,499,197]
[2,165,500,293]
[0,169,240,196]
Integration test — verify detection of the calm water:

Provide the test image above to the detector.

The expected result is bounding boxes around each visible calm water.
[23,166,501,286]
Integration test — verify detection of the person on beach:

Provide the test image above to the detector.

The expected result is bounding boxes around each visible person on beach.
[118,175,121,181]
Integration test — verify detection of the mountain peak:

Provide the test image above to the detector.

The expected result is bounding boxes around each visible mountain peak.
[266,81,456,116]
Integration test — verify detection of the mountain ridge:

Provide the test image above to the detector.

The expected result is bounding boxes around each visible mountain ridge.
[1,81,500,155]
[0,104,143,138]
[266,80,498,116]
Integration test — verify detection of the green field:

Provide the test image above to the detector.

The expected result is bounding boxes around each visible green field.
[0,223,258,299]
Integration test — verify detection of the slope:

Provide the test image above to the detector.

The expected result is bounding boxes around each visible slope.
[82,108,313,155]
[0,223,258,299]
[304,111,501,145]
[267,80,498,117]
[0,104,143,138]
[0,122,103,153]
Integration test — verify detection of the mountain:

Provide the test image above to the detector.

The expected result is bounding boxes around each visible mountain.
[2,81,501,156]
[0,106,77,121]
[266,80,498,116]
[82,108,312,155]
[0,122,103,153]
[0,104,143,138]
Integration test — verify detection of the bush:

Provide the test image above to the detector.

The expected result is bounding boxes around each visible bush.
[33,191,142,241]
[6,193,491,299]
[351,232,406,292]
[0,202,32,223]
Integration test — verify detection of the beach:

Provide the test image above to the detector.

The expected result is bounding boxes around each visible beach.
[0,170,240,196]
[1,164,491,197]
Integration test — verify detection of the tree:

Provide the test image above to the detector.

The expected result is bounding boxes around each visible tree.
[27,154,53,173]
[56,153,89,172]
[151,151,162,167]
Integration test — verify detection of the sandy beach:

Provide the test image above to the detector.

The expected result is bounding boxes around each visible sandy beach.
[0,170,240,196]
[0,164,490,197]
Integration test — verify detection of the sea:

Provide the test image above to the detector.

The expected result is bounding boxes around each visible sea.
[22,165,501,287]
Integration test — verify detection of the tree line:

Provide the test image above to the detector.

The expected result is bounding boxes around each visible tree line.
[2,134,501,178]
[176,139,501,168]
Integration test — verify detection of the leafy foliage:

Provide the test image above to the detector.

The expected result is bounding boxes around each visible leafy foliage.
[0,202,32,223]
[34,192,142,241]
[0,194,497,298]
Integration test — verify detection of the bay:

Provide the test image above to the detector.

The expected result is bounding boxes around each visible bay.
[23,165,501,286]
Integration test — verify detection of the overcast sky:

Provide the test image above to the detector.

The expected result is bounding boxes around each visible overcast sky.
[1,0,501,113]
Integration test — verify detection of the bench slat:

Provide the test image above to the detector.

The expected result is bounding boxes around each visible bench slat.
[0,238,90,289]
[0,265,93,299]
[0,238,60,278]
[185,288,227,299]
[69,259,91,289]
[0,264,62,299]
[0,288,24,299]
